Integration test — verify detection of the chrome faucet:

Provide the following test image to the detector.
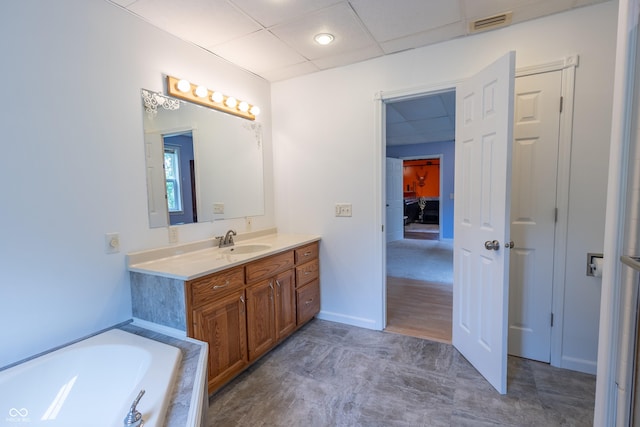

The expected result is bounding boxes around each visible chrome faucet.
[218,229,237,248]
[123,389,145,427]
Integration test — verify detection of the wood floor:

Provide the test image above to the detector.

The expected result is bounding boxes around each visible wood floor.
[385,275,453,343]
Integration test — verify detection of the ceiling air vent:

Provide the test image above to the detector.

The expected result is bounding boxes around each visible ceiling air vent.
[470,11,513,33]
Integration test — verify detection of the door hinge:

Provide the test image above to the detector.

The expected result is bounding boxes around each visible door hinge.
[550,313,554,327]
[554,207,558,223]
[559,96,564,113]
[382,225,384,232]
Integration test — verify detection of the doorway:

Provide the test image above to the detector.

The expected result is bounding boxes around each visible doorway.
[384,90,456,343]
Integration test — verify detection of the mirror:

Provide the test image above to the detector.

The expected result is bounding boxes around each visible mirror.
[141,89,264,228]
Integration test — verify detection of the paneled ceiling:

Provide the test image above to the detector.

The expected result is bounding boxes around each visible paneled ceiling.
[110,0,608,146]
[110,0,608,82]
[386,91,456,146]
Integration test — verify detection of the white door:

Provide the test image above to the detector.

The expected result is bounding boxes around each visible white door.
[508,71,562,362]
[145,132,169,228]
[453,51,515,394]
[386,157,404,242]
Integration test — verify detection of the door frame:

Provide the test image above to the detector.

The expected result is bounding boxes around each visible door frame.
[375,55,577,368]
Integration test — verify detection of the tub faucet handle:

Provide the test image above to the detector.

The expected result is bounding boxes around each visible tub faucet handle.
[124,389,145,427]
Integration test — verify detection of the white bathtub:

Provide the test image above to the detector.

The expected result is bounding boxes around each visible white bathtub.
[0,329,182,427]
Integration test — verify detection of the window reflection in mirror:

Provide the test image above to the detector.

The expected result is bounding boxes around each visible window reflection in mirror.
[141,89,265,228]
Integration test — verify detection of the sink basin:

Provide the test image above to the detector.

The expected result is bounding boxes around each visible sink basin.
[221,243,272,255]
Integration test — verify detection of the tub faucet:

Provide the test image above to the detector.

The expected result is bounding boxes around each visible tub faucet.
[218,229,237,248]
[123,389,145,427]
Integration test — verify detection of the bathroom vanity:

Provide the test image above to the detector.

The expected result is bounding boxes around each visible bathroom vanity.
[128,232,320,394]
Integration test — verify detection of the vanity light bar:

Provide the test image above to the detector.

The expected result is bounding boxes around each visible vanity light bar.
[166,75,259,121]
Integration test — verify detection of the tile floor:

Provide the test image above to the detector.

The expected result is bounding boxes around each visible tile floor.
[208,319,596,426]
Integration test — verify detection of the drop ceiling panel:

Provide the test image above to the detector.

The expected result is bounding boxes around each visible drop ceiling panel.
[211,30,307,73]
[127,0,261,47]
[464,0,542,19]
[390,96,448,121]
[386,105,408,124]
[311,44,383,70]
[411,117,454,132]
[506,0,574,26]
[387,122,420,137]
[270,3,377,60]
[350,0,462,42]
[380,21,466,54]
[229,0,343,27]
[260,61,321,82]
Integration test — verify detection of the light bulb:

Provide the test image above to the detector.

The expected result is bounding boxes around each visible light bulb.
[250,105,261,116]
[195,85,208,98]
[314,33,334,45]
[176,79,191,93]
[238,101,249,112]
[225,97,237,108]
[211,91,223,103]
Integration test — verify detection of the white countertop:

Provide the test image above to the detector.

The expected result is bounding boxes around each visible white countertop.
[128,233,321,281]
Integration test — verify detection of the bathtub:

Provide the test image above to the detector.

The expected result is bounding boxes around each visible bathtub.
[0,329,182,427]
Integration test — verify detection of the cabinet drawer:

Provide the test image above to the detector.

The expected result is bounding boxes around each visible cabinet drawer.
[246,251,294,284]
[295,242,319,264]
[296,280,320,325]
[296,258,319,287]
[189,267,244,308]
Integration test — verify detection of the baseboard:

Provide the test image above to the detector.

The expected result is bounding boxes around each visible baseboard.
[560,355,597,375]
[317,311,380,330]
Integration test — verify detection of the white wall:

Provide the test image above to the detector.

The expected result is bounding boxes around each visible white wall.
[0,0,273,367]
[272,1,617,373]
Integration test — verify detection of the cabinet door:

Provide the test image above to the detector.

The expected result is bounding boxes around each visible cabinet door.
[246,279,276,361]
[192,290,247,394]
[275,269,296,339]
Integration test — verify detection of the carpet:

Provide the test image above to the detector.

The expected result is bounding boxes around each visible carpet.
[386,238,453,283]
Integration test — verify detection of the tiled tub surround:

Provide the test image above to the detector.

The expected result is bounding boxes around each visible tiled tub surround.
[0,323,207,427]
[120,323,208,427]
[128,231,321,330]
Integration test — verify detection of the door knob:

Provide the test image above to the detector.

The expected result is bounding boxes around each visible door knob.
[484,240,500,251]
[505,241,514,249]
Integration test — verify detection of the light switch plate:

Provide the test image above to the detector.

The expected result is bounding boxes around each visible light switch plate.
[168,226,179,244]
[213,203,224,214]
[335,203,352,217]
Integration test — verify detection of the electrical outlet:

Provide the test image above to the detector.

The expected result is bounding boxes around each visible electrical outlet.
[246,217,253,230]
[168,226,179,244]
[213,203,224,214]
[105,232,120,254]
[335,203,352,217]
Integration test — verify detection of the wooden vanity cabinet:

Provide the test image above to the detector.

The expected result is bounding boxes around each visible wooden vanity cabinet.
[187,268,248,394]
[185,241,319,394]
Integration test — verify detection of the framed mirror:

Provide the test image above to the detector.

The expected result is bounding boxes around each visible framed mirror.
[141,89,264,228]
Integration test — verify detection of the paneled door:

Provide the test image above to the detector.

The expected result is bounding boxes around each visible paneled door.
[508,70,562,362]
[386,157,404,242]
[453,51,515,394]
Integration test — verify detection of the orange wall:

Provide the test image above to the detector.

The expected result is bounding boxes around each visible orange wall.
[403,159,439,198]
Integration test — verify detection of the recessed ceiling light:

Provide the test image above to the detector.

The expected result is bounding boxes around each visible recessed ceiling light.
[314,33,334,46]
